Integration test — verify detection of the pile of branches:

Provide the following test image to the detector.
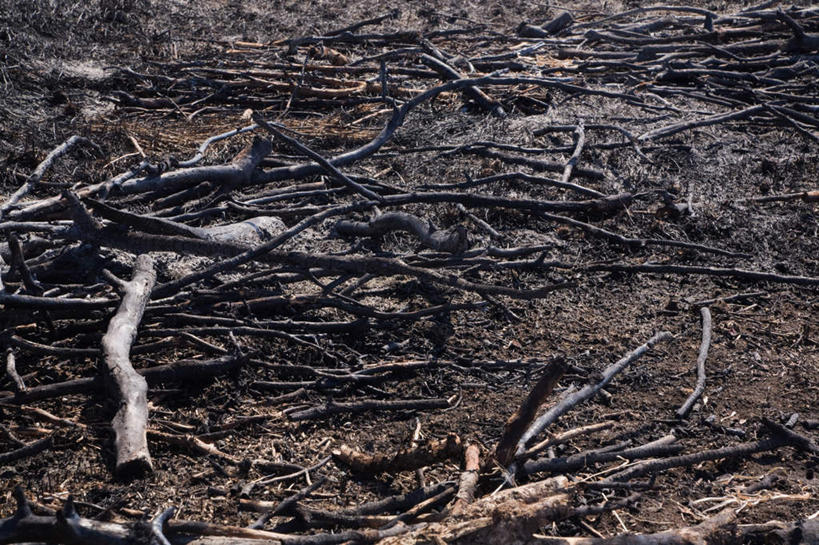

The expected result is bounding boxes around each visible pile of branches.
[1,2,818,544]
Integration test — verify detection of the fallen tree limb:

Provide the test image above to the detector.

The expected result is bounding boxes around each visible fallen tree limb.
[676,307,712,419]
[0,292,116,310]
[101,254,156,479]
[247,478,326,529]
[376,476,571,545]
[536,212,747,257]
[64,207,574,301]
[0,354,243,404]
[252,112,382,201]
[638,104,765,141]
[0,486,416,545]
[602,434,796,482]
[560,123,585,184]
[420,54,505,117]
[517,421,615,461]
[4,349,26,394]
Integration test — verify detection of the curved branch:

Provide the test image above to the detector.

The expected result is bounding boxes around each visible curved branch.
[335,212,469,253]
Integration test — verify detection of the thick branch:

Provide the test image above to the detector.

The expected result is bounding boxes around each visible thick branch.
[101,254,156,479]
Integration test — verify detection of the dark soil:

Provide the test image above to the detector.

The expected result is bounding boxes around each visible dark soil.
[0,0,817,540]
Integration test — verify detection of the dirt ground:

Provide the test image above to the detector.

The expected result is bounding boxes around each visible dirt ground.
[0,0,817,541]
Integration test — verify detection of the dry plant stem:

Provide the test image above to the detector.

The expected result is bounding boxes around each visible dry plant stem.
[494,358,567,467]
[515,331,672,458]
[333,433,462,473]
[743,189,819,203]
[0,135,91,220]
[537,212,746,257]
[147,430,241,465]
[0,404,85,429]
[692,291,766,306]
[427,171,605,198]
[101,254,157,479]
[676,307,712,419]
